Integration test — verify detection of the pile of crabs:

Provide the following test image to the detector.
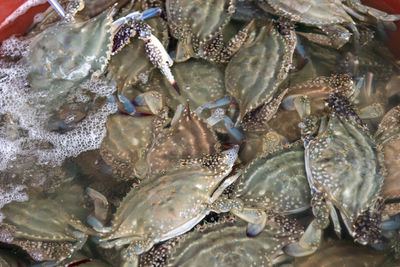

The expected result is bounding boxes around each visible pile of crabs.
[1,0,400,266]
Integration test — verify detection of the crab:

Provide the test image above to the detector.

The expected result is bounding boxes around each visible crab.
[373,105,400,219]
[294,238,388,266]
[281,74,357,115]
[87,146,240,266]
[100,91,222,180]
[26,0,180,114]
[108,13,170,92]
[145,217,300,267]
[189,20,296,143]
[258,0,400,49]
[284,93,385,256]
[159,58,227,111]
[0,193,97,265]
[99,91,165,180]
[225,21,296,122]
[209,141,309,238]
[165,0,254,63]
[144,103,221,178]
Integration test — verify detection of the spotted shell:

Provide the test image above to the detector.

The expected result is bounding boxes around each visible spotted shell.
[236,141,310,215]
[145,106,219,177]
[100,150,238,249]
[160,59,226,110]
[27,9,114,96]
[100,114,155,180]
[225,23,291,120]
[166,0,234,44]
[165,218,294,267]
[0,194,91,263]
[307,111,384,225]
[375,105,400,201]
[259,0,354,26]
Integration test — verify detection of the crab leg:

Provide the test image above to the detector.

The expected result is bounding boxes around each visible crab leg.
[111,8,162,33]
[195,96,233,114]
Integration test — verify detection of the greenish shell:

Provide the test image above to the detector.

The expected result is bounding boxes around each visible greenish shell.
[99,149,237,249]
[145,106,219,177]
[225,24,290,119]
[0,193,91,263]
[166,219,293,267]
[236,142,310,214]
[27,9,114,98]
[261,0,354,25]
[100,114,155,180]
[166,0,234,43]
[307,113,384,222]
[375,106,400,201]
[161,59,226,110]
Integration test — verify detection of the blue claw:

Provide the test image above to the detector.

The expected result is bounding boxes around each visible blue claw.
[141,8,162,20]
[223,117,244,142]
[118,94,137,115]
[195,96,232,115]
[380,220,400,231]
[87,216,104,229]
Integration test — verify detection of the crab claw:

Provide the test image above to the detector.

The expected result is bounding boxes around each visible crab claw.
[132,20,181,94]
[145,33,181,95]
[112,8,162,32]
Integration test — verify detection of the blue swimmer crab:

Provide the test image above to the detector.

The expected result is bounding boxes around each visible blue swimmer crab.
[88,147,240,266]
[166,0,254,63]
[285,93,385,256]
[192,20,296,143]
[258,0,400,48]
[375,105,400,207]
[27,1,180,106]
[0,193,97,265]
[145,104,220,177]
[210,142,308,237]
[100,91,165,180]
[225,21,296,122]
[146,217,300,267]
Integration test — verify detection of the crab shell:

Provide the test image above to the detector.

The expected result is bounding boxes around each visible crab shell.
[225,23,293,121]
[259,0,355,26]
[0,196,93,263]
[164,218,296,267]
[375,105,400,214]
[166,0,234,55]
[97,148,238,252]
[100,114,155,181]
[260,0,400,26]
[235,141,311,215]
[26,8,114,99]
[305,109,384,243]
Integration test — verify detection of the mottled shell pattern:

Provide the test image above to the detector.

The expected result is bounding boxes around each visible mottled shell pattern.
[235,142,310,215]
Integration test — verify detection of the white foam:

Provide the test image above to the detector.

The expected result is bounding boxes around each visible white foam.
[0,36,117,169]
[0,185,28,213]
[0,36,30,58]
